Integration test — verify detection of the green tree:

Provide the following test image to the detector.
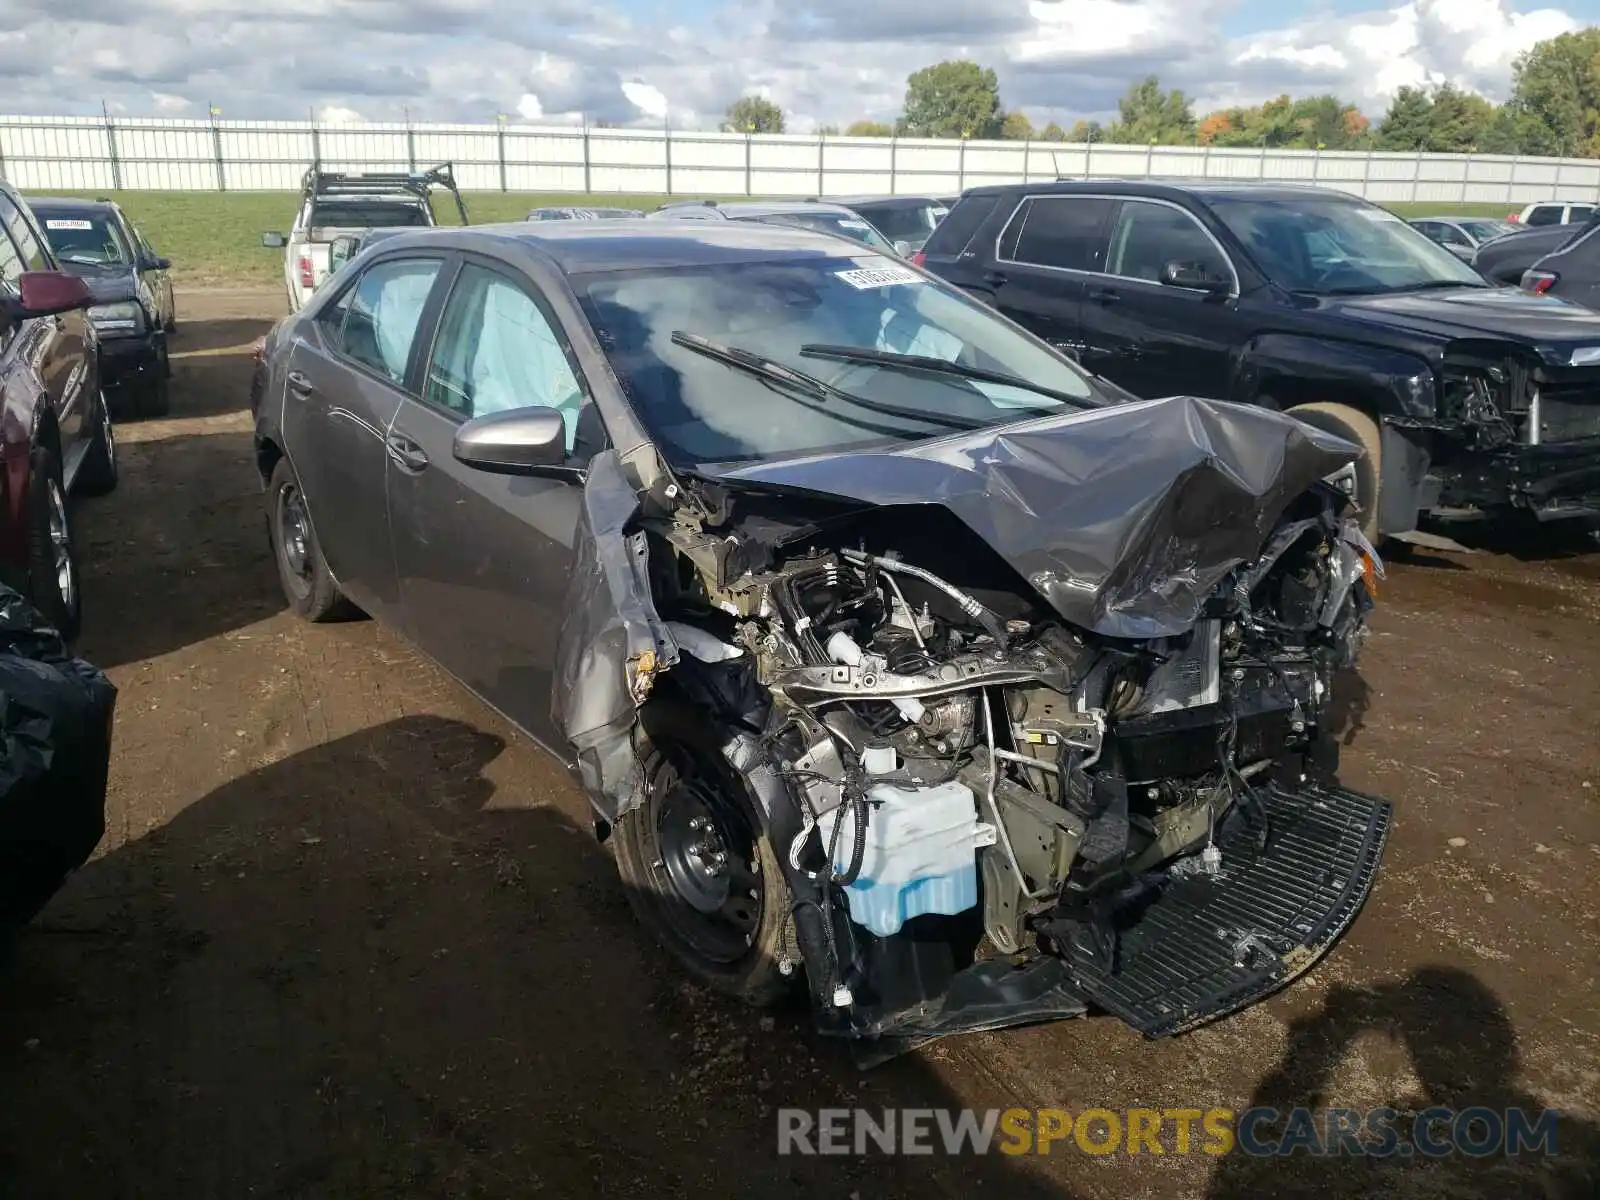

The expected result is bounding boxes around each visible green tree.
[899,60,1004,139]
[845,119,894,136]
[1038,121,1067,142]
[1000,110,1035,140]
[1199,94,1372,149]
[1106,75,1196,144]
[1480,102,1560,155]
[1375,85,1438,150]
[1067,119,1105,143]
[1427,83,1496,152]
[1376,83,1497,153]
[722,95,785,134]
[1504,28,1600,155]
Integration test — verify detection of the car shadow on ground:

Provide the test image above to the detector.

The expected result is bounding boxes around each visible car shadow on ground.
[71,428,285,671]
[1204,967,1600,1199]
[0,715,1075,1199]
[1402,513,1600,565]
[161,316,278,421]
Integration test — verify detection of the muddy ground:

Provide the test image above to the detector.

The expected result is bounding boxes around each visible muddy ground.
[1,288,1596,1199]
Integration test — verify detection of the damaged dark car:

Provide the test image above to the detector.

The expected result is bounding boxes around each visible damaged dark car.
[920,182,1600,534]
[251,221,1392,1062]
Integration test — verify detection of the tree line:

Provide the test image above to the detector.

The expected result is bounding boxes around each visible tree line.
[722,28,1600,157]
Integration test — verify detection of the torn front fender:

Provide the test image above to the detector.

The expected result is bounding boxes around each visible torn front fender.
[552,450,679,822]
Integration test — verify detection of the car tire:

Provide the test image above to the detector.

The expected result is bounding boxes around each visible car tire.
[1286,402,1383,542]
[267,456,354,622]
[612,698,794,1007]
[74,390,119,497]
[25,448,82,641]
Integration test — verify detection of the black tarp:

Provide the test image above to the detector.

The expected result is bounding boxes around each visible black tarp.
[714,395,1360,639]
[0,588,117,929]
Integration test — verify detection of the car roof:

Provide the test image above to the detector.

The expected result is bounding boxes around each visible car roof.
[829,195,946,209]
[958,179,1369,206]
[23,196,117,216]
[656,199,865,219]
[371,219,886,275]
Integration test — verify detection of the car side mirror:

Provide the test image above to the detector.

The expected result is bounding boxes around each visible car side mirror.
[139,253,171,271]
[261,232,287,249]
[1161,260,1230,294]
[453,408,568,476]
[10,270,93,318]
[892,240,912,257]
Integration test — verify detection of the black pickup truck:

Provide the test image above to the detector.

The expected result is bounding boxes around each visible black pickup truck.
[918,180,1600,537]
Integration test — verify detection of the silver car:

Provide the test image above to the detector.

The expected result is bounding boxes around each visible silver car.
[250,220,1388,1059]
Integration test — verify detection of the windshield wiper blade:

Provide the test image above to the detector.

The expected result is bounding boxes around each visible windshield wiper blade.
[669,331,985,431]
[798,344,1101,409]
[1390,279,1490,291]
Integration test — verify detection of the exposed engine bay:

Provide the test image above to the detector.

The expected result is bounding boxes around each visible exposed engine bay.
[634,481,1387,1060]
[556,396,1396,1063]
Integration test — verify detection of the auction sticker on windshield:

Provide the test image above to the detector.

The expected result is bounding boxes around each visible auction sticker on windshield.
[836,265,924,289]
[45,220,94,230]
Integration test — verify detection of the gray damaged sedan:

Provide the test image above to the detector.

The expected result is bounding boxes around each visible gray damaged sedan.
[250,220,1393,1064]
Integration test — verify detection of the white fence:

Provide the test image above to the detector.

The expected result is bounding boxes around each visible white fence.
[3,113,1600,204]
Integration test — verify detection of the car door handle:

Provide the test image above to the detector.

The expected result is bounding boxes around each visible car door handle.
[386,432,429,473]
[286,370,314,398]
[983,269,1008,286]
[1087,286,1120,305]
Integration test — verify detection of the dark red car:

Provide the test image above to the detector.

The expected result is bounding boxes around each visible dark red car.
[0,180,119,639]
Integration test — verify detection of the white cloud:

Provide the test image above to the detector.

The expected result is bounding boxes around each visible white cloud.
[317,104,364,124]
[620,80,669,121]
[0,1,1584,130]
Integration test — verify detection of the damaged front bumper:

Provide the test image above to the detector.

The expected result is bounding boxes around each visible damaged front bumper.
[814,777,1392,1066]
[1440,435,1600,521]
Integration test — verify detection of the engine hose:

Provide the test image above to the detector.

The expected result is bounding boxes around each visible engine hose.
[829,786,869,886]
[840,549,1010,650]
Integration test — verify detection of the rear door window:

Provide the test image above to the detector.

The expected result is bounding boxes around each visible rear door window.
[922,194,1000,257]
[1525,205,1564,227]
[1003,196,1116,273]
[337,257,443,385]
[1568,205,1594,224]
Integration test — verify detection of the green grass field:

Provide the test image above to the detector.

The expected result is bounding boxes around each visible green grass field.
[30,190,1521,287]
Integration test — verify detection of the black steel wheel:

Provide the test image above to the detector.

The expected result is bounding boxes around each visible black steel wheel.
[613,701,793,1004]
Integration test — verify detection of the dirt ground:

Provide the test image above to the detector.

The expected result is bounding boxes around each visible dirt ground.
[1,287,1597,1199]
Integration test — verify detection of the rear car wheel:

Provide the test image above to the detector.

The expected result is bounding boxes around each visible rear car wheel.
[26,449,81,640]
[612,701,793,1006]
[75,391,119,497]
[267,457,354,622]
[1286,402,1383,541]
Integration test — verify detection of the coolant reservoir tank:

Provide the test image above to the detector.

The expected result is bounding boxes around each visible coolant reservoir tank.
[820,780,993,937]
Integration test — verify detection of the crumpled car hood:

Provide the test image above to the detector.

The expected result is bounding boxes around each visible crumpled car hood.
[710,395,1360,640]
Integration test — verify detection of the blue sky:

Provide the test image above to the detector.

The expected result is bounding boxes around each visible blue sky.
[0,1,1593,128]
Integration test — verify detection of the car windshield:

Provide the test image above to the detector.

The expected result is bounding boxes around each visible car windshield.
[854,202,948,244]
[35,211,131,266]
[1209,196,1487,294]
[750,213,898,254]
[1460,219,1515,243]
[308,200,431,229]
[574,254,1103,467]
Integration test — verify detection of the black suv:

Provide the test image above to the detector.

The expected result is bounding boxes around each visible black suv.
[27,196,176,417]
[920,180,1600,536]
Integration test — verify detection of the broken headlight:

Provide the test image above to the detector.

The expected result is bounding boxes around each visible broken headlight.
[1395,370,1436,419]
